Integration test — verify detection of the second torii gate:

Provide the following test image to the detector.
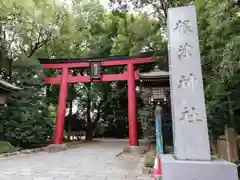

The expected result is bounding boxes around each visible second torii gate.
[38,54,153,146]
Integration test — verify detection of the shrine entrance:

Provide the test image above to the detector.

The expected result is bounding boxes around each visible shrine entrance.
[38,54,153,146]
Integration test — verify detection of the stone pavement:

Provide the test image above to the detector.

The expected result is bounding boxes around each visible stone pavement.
[0,139,151,180]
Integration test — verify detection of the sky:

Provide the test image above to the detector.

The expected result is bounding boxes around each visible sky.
[58,0,110,10]
[58,0,152,13]
[99,0,109,9]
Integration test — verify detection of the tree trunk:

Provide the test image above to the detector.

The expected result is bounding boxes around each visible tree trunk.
[46,85,51,105]
[85,126,93,141]
[67,101,73,141]
[8,59,13,80]
[85,83,93,140]
[209,130,217,155]
[0,107,5,140]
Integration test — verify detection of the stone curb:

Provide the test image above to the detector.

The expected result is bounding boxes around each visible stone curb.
[0,144,68,157]
[42,144,68,153]
[0,140,101,158]
[0,147,45,157]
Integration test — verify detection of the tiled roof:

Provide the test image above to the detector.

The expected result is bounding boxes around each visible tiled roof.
[139,67,169,79]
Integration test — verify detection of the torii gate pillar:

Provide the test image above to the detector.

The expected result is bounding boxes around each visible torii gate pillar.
[127,63,138,146]
[54,67,68,144]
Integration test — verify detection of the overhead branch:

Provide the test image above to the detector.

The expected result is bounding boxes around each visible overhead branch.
[27,14,61,58]
[160,1,168,20]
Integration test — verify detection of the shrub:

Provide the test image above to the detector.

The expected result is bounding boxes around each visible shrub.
[144,144,156,168]
[0,141,18,154]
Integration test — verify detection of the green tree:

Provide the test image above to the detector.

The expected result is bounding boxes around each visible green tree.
[1,64,54,147]
[112,0,240,139]
[198,0,240,136]
[0,0,63,78]
[38,1,165,140]
[0,0,64,147]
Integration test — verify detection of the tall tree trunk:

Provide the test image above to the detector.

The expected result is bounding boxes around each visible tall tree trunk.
[85,125,93,141]
[46,85,51,106]
[86,83,93,140]
[8,59,13,80]
[67,100,73,141]
[0,106,5,140]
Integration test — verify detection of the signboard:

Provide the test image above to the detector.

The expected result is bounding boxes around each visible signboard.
[90,60,102,80]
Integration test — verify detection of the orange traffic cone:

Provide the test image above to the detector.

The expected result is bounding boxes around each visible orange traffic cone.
[152,153,162,180]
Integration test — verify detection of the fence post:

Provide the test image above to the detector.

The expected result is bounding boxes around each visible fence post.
[225,125,231,161]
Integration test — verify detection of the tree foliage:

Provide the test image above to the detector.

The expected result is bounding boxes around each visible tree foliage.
[0,0,64,146]
[0,65,54,147]
[39,1,165,140]
[198,0,240,136]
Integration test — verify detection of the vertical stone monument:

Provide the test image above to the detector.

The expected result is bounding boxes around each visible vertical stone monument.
[162,5,238,180]
[168,4,210,161]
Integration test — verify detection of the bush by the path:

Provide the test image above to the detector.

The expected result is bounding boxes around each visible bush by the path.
[144,144,174,168]
[0,141,18,154]
[144,144,156,168]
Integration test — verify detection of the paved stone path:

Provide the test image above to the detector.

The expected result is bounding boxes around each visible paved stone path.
[0,139,151,180]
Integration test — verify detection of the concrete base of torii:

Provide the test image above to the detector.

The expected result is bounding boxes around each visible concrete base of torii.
[122,139,152,155]
[161,154,238,180]
[122,146,148,155]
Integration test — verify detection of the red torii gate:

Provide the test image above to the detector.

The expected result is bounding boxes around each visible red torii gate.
[38,54,153,146]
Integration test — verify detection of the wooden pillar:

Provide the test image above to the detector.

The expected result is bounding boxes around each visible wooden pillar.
[127,63,138,146]
[54,67,68,144]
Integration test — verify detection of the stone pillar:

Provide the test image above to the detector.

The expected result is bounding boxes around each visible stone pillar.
[162,5,238,180]
[168,5,211,161]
